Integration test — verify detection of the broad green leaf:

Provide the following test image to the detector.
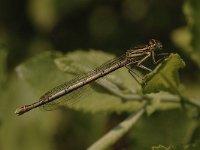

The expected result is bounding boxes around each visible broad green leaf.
[16,51,63,97]
[54,50,141,98]
[52,50,144,113]
[16,50,145,114]
[142,54,185,94]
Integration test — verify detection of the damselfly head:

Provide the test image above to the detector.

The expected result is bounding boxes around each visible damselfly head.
[149,39,163,50]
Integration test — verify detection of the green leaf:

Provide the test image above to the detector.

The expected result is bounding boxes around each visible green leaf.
[54,50,141,97]
[16,51,64,97]
[142,53,185,94]
[16,50,145,114]
[53,50,145,113]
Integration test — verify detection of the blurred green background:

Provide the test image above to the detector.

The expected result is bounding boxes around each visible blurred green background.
[0,0,200,150]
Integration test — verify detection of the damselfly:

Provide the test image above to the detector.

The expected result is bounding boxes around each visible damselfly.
[15,39,166,115]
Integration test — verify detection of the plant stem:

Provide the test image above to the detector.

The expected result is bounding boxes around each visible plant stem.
[87,105,146,150]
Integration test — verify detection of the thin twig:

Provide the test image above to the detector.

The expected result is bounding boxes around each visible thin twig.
[87,104,146,150]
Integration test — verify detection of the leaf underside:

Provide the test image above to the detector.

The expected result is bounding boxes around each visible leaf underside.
[142,53,185,94]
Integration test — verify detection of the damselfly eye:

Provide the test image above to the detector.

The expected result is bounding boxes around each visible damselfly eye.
[149,39,156,45]
[149,39,163,49]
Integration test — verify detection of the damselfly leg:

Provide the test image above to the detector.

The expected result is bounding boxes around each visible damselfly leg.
[152,51,169,64]
[126,51,168,85]
[126,66,144,85]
